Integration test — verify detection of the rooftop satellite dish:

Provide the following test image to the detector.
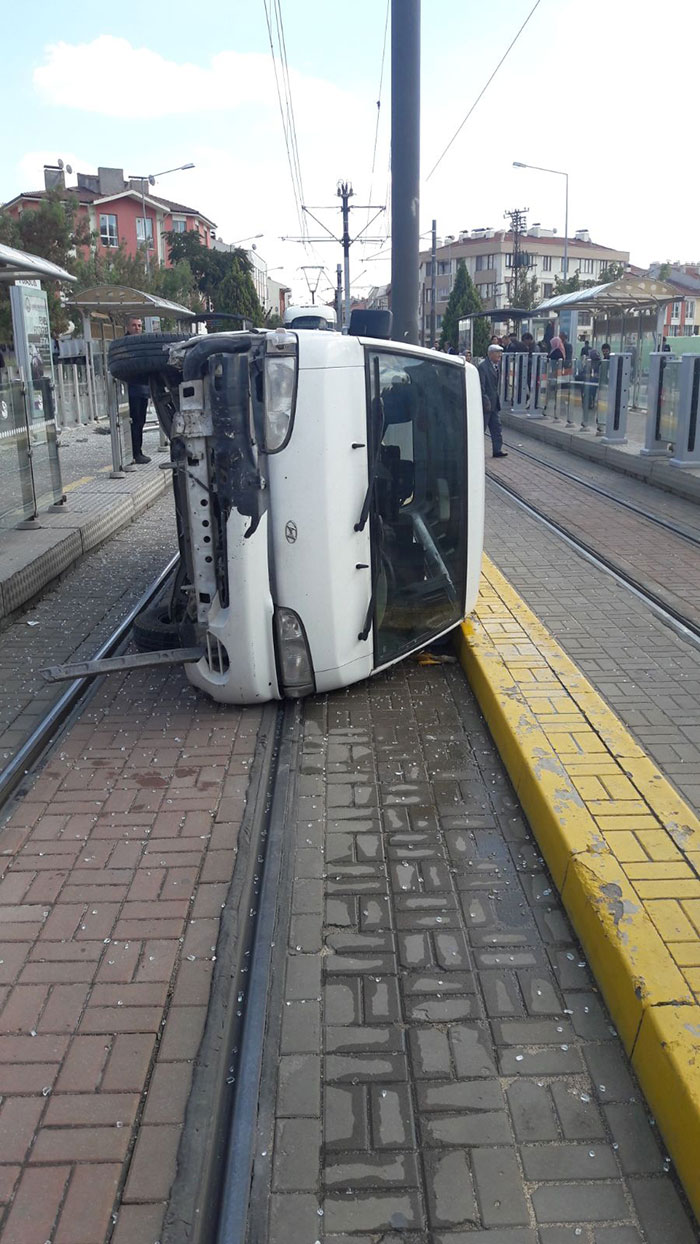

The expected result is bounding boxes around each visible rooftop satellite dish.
[148,175,156,186]
[66,164,73,175]
[57,159,64,169]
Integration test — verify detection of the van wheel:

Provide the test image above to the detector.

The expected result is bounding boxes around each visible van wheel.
[132,603,183,652]
[108,332,187,384]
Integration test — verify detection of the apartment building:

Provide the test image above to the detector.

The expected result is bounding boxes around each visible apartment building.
[419,225,630,342]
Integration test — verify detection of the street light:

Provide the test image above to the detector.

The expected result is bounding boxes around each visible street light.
[513,161,569,280]
[128,162,195,276]
[231,233,263,249]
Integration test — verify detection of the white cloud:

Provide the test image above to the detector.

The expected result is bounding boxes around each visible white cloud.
[33,35,350,122]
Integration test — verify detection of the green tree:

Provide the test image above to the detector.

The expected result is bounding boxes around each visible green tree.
[166,231,263,323]
[598,261,625,283]
[512,272,539,310]
[439,259,489,355]
[0,191,90,338]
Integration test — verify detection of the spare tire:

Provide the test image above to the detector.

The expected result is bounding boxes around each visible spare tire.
[132,602,183,652]
[108,332,188,384]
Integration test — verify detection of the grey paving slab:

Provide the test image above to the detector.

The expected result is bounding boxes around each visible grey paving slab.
[249,662,698,1242]
[484,478,700,815]
[0,491,177,767]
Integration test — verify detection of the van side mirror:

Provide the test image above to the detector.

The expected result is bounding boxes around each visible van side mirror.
[348,309,393,340]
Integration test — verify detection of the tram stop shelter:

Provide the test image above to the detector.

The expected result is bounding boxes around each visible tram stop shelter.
[533,274,680,407]
[71,286,196,475]
[0,242,76,530]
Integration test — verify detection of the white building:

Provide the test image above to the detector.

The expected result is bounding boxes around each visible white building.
[419,226,630,343]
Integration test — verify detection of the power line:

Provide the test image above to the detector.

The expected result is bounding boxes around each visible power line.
[273,0,306,232]
[366,0,390,219]
[426,0,542,181]
[262,0,306,236]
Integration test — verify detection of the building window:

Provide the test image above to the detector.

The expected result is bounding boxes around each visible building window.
[542,255,552,272]
[560,257,567,271]
[475,255,485,271]
[672,301,682,319]
[582,258,593,274]
[543,283,553,298]
[436,314,443,329]
[438,260,451,276]
[99,213,118,248]
[172,218,186,233]
[505,254,513,268]
[686,300,695,319]
[136,217,154,248]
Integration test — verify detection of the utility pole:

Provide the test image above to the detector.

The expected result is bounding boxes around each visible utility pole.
[281,190,384,332]
[504,207,528,306]
[338,182,354,330]
[336,264,343,328]
[300,265,325,305]
[430,219,437,347]
[391,0,421,344]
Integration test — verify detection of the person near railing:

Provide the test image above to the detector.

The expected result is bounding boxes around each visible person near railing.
[478,343,508,458]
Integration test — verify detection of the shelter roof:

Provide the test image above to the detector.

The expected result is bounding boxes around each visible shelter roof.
[0,242,76,283]
[535,275,679,313]
[71,285,195,319]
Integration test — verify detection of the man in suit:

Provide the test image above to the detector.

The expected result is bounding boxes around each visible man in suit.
[478,343,507,458]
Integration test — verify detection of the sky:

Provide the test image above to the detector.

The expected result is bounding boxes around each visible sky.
[4,0,700,305]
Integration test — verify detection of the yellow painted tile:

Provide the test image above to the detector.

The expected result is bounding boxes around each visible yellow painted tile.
[601,773,641,801]
[572,732,608,754]
[636,881,700,900]
[632,1005,700,1223]
[688,853,700,875]
[567,762,621,776]
[684,968,700,993]
[669,944,700,967]
[603,832,651,863]
[595,816,660,833]
[646,902,698,941]
[683,901,700,936]
[634,830,682,862]
[588,801,648,817]
[562,853,691,1053]
[623,863,694,881]
[574,776,608,801]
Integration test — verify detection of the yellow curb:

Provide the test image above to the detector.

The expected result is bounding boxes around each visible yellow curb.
[561,852,692,1052]
[459,554,700,1221]
[632,1005,700,1211]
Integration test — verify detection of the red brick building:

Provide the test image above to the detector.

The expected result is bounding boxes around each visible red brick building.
[3,165,216,269]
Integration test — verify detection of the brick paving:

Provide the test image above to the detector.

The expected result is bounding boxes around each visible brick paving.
[487,451,700,629]
[0,492,177,767]
[250,662,697,1243]
[0,662,261,1244]
[484,478,700,816]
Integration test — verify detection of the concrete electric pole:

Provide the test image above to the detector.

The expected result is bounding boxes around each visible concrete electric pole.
[391,0,421,344]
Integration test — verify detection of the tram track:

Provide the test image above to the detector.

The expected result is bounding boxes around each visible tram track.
[486,471,700,651]
[499,437,700,546]
[0,552,180,817]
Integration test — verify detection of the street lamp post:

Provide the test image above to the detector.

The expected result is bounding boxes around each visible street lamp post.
[128,162,195,277]
[513,161,569,280]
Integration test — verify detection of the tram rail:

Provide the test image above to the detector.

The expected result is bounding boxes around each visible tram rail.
[498,438,700,546]
[486,472,700,651]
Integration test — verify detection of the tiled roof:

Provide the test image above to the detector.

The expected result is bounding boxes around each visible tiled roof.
[8,187,211,223]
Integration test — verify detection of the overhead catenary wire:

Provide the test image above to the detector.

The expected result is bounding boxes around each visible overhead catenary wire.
[426,0,542,181]
[363,0,390,238]
[262,0,306,238]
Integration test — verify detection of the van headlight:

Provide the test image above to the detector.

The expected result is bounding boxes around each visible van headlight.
[274,607,315,697]
[264,330,298,451]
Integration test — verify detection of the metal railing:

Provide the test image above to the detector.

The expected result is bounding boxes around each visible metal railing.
[642,352,700,468]
[500,351,632,445]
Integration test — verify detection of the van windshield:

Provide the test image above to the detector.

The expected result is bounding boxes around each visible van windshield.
[288,315,333,330]
[364,349,468,665]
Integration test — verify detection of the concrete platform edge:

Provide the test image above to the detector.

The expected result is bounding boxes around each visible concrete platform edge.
[456,554,700,1220]
[0,471,167,622]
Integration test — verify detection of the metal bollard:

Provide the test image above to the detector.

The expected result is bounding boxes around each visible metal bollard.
[599,353,631,445]
[641,353,676,457]
[670,354,700,468]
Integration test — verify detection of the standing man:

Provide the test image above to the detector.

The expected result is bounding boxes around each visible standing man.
[478,343,507,458]
[125,317,151,465]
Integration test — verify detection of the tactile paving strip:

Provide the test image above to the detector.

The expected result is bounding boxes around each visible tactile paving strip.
[457,554,700,1219]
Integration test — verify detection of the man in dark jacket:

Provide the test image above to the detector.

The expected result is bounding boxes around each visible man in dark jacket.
[125,317,151,464]
[478,343,507,458]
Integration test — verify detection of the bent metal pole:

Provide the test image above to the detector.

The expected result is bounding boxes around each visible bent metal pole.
[391,0,421,345]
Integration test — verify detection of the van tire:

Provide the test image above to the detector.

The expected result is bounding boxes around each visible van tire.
[108,333,187,383]
[132,603,183,652]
